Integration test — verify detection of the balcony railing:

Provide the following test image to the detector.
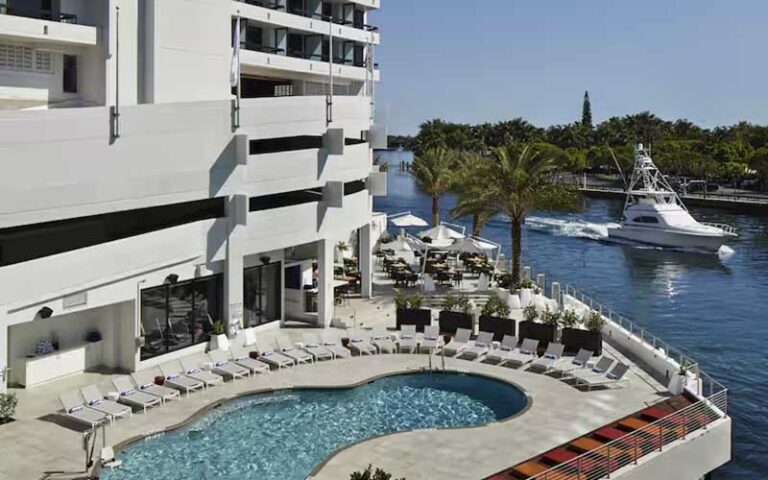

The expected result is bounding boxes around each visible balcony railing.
[235,0,377,32]
[528,389,728,480]
[241,42,284,55]
[0,5,78,24]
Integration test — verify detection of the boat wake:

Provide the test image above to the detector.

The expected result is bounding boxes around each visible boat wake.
[525,216,618,240]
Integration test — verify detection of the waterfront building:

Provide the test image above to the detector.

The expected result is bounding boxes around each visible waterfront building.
[0,0,386,387]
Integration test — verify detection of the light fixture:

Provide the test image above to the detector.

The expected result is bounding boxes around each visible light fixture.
[38,306,53,319]
[260,256,271,265]
[164,274,179,285]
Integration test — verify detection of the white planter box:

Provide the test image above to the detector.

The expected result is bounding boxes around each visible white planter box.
[209,334,230,352]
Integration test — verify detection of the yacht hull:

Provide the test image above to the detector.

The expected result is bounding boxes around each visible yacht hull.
[607,225,729,252]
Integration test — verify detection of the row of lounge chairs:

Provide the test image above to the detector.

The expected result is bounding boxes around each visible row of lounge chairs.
[58,326,629,428]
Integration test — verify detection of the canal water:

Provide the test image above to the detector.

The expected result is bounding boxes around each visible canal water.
[374,151,768,479]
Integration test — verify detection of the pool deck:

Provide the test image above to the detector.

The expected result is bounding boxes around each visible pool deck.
[0,337,666,480]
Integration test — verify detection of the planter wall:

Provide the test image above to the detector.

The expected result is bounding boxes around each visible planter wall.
[479,315,516,342]
[561,328,602,356]
[518,321,556,349]
[438,311,473,335]
[396,309,432,333]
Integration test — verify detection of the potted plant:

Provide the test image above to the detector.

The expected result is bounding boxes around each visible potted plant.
[518,304,556,350]
[335,241,349,263]
[208,320,230,351]
[479,293,515,342]
[561,309,604,355]
[439,293,473,335]
[667,361,690,395]
[395,292,431,332]
[519,278,534,307]
[0,393,17,425]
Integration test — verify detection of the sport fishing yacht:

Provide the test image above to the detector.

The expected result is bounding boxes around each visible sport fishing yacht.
[607,144,737,251]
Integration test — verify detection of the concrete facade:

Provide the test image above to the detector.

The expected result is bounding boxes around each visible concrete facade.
[0,0,383,389]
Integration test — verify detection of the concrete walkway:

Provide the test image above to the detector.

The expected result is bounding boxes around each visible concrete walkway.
[0,348,665,480]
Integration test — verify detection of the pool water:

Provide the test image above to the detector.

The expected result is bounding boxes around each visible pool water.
[103,373,527,480]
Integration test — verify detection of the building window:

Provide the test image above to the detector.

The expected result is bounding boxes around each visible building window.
[244,262,282,327]
[0,45,53,73]
[63,54,77,93]
[140,274,223,361]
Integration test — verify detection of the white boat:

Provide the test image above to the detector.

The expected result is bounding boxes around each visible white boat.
[607,144,737,252]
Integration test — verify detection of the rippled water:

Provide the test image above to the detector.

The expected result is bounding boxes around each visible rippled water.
[376,153,768,478]
[104,373,527,480]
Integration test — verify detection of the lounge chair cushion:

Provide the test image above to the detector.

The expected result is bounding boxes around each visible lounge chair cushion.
[544,353,557,359]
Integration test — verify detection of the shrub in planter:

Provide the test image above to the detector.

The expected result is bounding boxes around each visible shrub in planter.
[480,294,515,341]
[395,292,431,332]
[497,273,514,290]
[0,393,17,425]
[522,305,538,323]
[540,305,561,327]
[439,293,473,335]
[562,310,604,355]
[560,309,579,329]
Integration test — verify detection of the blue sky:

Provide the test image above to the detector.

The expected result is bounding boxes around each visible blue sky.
[371,0,768,134]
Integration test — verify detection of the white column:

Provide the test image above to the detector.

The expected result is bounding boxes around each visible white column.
[0,307,7,393]
[223,135,249,336]
[316,239,334,327]
[360,223,373,298]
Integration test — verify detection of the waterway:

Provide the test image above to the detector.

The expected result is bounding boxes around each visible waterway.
[374,150,768,479]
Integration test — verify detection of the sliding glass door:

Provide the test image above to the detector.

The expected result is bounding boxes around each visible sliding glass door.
[244,262,282,327]
[140,275,223,361]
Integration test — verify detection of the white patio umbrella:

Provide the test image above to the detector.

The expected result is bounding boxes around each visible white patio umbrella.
[390,212,429,228]
[448,237,497,255]
[418,224,465,241]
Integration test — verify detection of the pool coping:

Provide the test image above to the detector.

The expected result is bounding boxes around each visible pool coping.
[95,366,532,479]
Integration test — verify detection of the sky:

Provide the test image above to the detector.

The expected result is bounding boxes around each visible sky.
[371,0,768,135]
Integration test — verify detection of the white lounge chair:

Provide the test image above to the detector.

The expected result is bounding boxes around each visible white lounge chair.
[229,341,271,373]
[458,331,494,360]
[159,360,206,397]
[180,355,225,387]
[397,325,418,353]
[59,391,110,428]
[347,331,378,356]
[443,328,472,357]
[111,376,163,412]
[419,325,441,352]
[549,348,593,376]
[79,385,133,421]
[485,335,518,364]
[275,337,313,365]
[254,339,296,369]
[319,331,352,359]
[131,369,182,403]
[502,338,540,368]
[563,356,615,384]
[370,328,397,354]
[208,350,250,380]
[575,362,630,390]
[301,333,334,361]
[527,343,566,373]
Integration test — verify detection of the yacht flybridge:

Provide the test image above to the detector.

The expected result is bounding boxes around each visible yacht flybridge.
[607,144,737,252]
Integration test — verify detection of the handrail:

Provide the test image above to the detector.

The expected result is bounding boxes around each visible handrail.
[561,283,729,396]
[701,222,738,234]
[529,389,728,480]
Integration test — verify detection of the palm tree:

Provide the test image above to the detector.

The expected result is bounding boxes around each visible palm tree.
[484,143,581,286]
[450,152,497,237]
[411,146,457,226]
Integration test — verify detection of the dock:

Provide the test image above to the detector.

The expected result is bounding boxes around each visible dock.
[578,185,768,213]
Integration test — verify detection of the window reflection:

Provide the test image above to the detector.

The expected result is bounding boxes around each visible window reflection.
[140,275,223,361]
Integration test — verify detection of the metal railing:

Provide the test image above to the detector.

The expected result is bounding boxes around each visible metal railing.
[701,222,738,234]
[0,5,78,23]
[529,389,728,480]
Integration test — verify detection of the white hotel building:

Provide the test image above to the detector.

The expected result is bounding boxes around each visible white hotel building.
[0,0,386,390]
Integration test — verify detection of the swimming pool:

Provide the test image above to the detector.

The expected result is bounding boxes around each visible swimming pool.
[103,372,528,480]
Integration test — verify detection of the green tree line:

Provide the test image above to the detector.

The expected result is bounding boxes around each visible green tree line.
[391,112,768,190]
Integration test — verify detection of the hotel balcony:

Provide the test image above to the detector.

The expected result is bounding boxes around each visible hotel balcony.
[0,5,97,46]
[240,47,379,83]
[233,0,380,45]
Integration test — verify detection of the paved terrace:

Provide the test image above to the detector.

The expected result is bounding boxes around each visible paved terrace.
[1,321,667,480]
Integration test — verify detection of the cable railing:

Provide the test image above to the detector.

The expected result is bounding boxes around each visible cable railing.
[528,388,728,480]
